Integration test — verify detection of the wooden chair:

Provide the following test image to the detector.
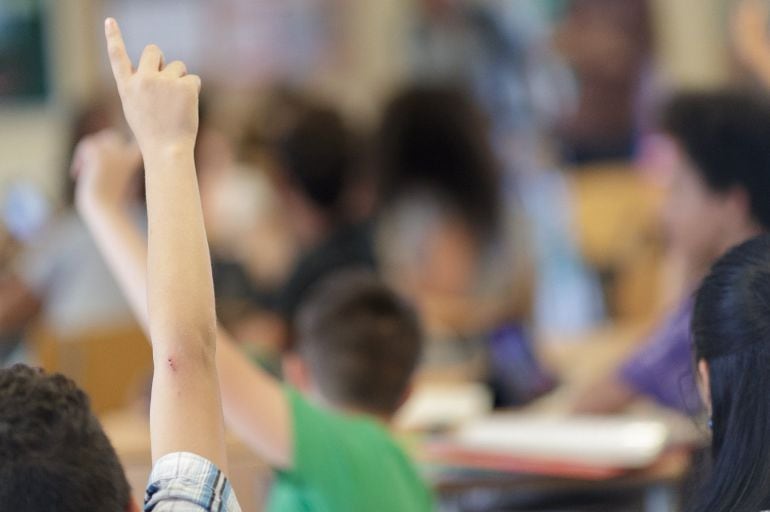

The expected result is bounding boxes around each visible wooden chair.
[567,163,666,323]
[30,323,152,414]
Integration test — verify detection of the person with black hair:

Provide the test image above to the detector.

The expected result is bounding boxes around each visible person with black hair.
[373,85,557,402]
[268,99,377,325]
[0,98,139,366]
[577,89,770,414]
[690,234,770,512]
[0,364,133,511]
[376,85,502,245]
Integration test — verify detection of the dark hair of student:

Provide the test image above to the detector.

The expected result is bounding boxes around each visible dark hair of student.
[294,271,423,416]
[375,84,502,242]
[271,98,360,223]
[0,365,132,512]
[690,234,770,512]
[662,89,770,231]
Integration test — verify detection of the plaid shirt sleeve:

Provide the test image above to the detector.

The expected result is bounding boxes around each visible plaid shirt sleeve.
[144,452,242,512]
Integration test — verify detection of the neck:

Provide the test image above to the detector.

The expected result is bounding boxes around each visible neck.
[311,391,392,424]
[718,222,763,259]
[688,222,764,287]
[338,403,393,425]
[680,223,763,293]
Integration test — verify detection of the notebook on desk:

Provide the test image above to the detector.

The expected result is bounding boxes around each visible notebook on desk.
[423,414,670,480]
[396,382,493,431]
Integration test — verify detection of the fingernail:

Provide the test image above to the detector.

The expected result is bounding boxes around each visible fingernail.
[105,18,115,29]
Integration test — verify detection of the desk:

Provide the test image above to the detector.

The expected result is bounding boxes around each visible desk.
[421,323,702,512]
[102,324,702,512]
[432,448,690,512]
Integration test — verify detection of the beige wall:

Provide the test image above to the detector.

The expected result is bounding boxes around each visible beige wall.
[0,0,100,200]
[315,0,412,124]
[0,0,735,198]
[651,0,730,88]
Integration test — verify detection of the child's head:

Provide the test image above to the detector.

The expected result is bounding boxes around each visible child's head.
[375,85,501,245]
[0,365,134,512]
[285,271,423,418]
[659,90,770,272]
[691,234,770,512]
[268,98,361,241]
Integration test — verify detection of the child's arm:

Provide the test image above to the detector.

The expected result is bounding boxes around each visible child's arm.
[103,18,227,468]
[76,20,292,469]
[733,0,770,89]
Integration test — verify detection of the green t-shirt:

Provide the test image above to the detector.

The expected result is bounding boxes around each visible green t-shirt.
[267,389,434,511]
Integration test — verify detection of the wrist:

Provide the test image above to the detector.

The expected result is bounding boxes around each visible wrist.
[141,140,196,167]
[78,193,127,223]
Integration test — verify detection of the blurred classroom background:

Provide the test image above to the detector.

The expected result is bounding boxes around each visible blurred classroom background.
[0,0,761,511]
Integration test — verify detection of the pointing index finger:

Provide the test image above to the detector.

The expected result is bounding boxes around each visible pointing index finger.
[104,18,132,87]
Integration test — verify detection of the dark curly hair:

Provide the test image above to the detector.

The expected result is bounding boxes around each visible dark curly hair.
[0,364,131,511]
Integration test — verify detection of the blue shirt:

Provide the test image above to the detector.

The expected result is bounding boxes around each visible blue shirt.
[619,298,701,414]
[145,452,241,511]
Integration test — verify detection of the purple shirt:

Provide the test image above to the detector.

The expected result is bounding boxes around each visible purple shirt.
[619,298,702,414]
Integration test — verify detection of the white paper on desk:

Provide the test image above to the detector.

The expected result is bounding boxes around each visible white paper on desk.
[396,383,492,431]
[451,414,670,468]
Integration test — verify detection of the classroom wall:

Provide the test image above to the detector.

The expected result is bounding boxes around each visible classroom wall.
[651,0,730,87]
[0,0,733,199]
[0,0,100,200]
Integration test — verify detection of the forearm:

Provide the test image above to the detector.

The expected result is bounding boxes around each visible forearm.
[752,60,770,91]
[80,202,150,331]
[142,145,225,468]
[80,184,291,468]
[144,146,215,353]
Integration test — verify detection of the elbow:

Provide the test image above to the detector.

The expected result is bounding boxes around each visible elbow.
[151,323,217,371]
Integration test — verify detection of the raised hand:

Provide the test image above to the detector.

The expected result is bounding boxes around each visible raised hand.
[104,18,201,157]
[733,0,770,87]
[75,18,293,475]
[103,18,229,470]
[71,129,142,214]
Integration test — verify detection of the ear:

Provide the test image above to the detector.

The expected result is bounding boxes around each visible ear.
[697,359,712,415]
[282,352,312,392]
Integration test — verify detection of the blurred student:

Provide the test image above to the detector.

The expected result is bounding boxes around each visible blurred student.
[375,84,504,380]
[410,0,572,172]
[374,85,556,404]
[266,97,376,323]
[75,25,433,512]
[221,95,376,353]
[577,90,770,414]
[411,1,605,335]
[689,235,770,512]
[733,0,770,90]
[0,99,138,366]
[553,0,656,163]
[0,20,241,512]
